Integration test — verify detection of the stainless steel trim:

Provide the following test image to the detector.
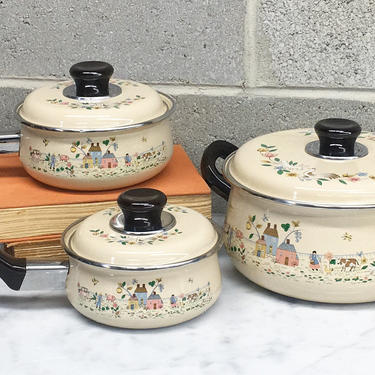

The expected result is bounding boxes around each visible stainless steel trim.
[0,131,21,154]
[15,92,176,133]
[61,218,222,271]
[110,211,176,235]
[20,260,69,291]
[305,140,368,160]
[223,152,375,210]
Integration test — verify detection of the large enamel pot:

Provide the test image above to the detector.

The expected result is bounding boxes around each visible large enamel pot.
[202,119,375,303]
[0,61,175,191]
[0,189,221,328]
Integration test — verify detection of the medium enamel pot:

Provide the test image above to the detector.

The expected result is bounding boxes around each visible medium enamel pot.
[0,61,175,191]
[0,189,222,328]
[202,119,375,303]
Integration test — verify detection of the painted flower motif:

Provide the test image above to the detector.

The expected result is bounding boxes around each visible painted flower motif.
[239,242,245,249]
[322,173,340,180]
[342,232,352,241]
[258,140,375,186]
[235,229,244,239]
[264,152,277,158]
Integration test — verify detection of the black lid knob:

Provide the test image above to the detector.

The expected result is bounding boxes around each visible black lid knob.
[117,188,167,232]
[314,118,361,157]
[69,61,114,98]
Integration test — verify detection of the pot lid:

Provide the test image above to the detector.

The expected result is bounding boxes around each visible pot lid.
[226,118,375,207]
[62,188,220,269]
[18,61,175,132]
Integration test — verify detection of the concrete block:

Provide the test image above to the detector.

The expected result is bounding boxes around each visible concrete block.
[1,0,245,85]
[256,1,375,88]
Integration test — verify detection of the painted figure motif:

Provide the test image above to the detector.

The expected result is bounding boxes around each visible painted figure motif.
[76,278,212,319]
[26,137,168,179]
[309,251,320,271]
[170,294,177,307]
[225,212,375,285]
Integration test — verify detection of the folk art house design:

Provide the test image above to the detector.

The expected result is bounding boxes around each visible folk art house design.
[263,223,279,255]
[254,235,266,258]
[275,239,299,267]
[101,150,118,168]
[88,142,102,166]
[225,211,375,285]
[27,136,169,179]
[134,284,148,307]
[76,279,213,319]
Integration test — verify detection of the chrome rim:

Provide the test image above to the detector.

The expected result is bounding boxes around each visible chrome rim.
[16,92,176,133]
[61,218,222,271]
[223,152,375,210]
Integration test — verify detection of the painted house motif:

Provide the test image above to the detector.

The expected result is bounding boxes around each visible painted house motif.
[276,239,299,267]
[254,235,267,258]
[134,284,148,306]
[127,294,139,310]
[83,153,93,169]
[101,150,118,169]
[263,223,279,255]
[147,291,163,310]
[89,142,102,166]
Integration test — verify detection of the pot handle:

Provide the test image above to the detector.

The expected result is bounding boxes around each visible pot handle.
[201,140,238,201]
[70,61,114,98]
[0,131,20,154]
[0,243,68,291]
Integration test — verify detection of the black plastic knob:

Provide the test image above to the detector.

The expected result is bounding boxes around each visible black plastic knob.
[69,61,114,98]
[117,188,167,232]
[314,118,362,157]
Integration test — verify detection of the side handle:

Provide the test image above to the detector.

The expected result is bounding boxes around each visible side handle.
[201,140,238,201]
[0,244,69,291]
[0,244,26,290]
[0,131,21,154]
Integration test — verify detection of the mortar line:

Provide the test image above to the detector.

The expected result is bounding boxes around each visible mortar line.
[243,0,258,87]
[3,77,375,102]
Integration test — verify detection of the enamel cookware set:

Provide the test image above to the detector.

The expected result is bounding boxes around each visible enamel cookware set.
[1,61,374,330]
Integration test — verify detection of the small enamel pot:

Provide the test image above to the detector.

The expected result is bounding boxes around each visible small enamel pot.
[0,189,222,329]
[202,119,375,303]
[0,61,175,191]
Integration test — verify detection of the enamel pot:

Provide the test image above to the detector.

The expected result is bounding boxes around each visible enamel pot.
[202,119,375,303]
[0,61,175,191]
[0,189,222,328]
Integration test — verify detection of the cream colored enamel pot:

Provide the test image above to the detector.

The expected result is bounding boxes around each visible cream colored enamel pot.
[0,189,222,329]
[0,61,175,191]
[202,119,375,303]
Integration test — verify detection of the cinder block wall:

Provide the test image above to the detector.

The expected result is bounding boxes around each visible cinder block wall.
[2,1,375,212]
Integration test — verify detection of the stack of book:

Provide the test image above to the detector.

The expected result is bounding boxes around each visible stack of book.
[0,145,211,260]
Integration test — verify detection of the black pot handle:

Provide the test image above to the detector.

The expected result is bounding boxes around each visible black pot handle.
[117,188,167,232]
[0,244,26,291]
[201,140,238,201]
[69,61,114,98]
